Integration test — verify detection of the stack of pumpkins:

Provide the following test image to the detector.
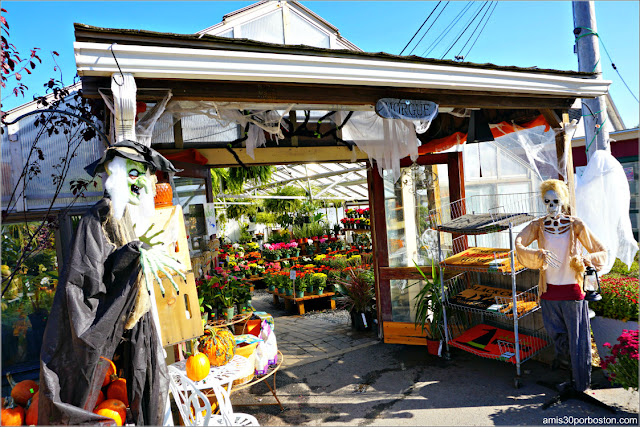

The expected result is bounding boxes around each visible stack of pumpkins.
[1,380,39,426]
[92,357,129,426]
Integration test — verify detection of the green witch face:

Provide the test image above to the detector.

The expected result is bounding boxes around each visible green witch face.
[125,159,153,205]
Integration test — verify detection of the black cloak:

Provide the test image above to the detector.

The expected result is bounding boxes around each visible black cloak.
[38,198,169,425]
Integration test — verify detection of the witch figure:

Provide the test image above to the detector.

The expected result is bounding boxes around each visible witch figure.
[39,140,184,425]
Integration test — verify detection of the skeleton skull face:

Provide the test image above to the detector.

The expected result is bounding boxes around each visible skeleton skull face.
[543,190,562,218]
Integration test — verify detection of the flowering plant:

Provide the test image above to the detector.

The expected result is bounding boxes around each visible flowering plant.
[312,273,327,290]
[590,277,639,321]
[600,329,638,391]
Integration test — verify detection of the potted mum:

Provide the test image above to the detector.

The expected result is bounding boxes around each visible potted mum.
[600,329,638,391]
[590,276,639,361]
[312,273,327,295]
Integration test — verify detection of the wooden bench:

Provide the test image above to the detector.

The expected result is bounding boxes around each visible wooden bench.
[267,290,336,315]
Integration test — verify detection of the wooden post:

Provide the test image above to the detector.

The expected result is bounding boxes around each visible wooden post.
[368,164,391,332]
[541,109,576,214]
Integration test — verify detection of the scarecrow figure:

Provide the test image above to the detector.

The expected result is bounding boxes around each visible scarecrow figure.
[515,179,607,391]
[39,140,184,425]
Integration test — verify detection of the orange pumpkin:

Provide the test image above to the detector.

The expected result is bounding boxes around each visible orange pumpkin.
[1,406,25,426]
[107,378,129,407]
[185,350,210,382]
[95,390,105,408]
[11,380,38,407]
[198,328,236,367]
[25,392,39,426]
[95,399,126,426]
[100,357,117,387]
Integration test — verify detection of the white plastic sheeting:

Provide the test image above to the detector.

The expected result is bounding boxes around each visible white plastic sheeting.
[338,111,423,182]
[491,122,567,182]
[576,150,638,273]
[163,101,292,159]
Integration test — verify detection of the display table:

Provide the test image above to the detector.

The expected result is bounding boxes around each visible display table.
[232,350,284,411]
[268,290,336,315]
[169,351,285,412]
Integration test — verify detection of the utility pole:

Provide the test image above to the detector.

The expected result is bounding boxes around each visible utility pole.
[573,1,610,160]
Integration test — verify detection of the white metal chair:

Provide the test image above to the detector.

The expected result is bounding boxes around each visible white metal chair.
[167,365,259,426]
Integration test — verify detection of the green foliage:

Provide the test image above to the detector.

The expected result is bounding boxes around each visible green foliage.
[605,253,639,279]
[263,185,306,214]
[336,268,375,313]
[267,229,292,244]
[255,212,277,226]
[238,223,253,244]
[413,261,443,340]
[225,200,259,221]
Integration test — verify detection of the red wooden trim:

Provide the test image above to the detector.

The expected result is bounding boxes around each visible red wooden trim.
[399,152,451,167]
[369,165,392,322]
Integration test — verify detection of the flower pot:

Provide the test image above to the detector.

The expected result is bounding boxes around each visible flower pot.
[591,316,639,361]
[268,285,275,292]
[225,307,235,321]
[317,288,324,295]
[277,287,285,294]
[285,289,293,296]
[350,311,373,331]
[426,338,443,357]
[296,291,305,298]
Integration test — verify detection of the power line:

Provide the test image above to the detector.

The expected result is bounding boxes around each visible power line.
[399,1,442,55]
[463,1,498,60]
[408,1,450,56]
[456,1,494,59]
[598,37,640,103]
[441,1,489,60]
[423,2,474,58]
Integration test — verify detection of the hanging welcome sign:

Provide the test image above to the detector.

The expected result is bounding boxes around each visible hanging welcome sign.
[375,98,438,121]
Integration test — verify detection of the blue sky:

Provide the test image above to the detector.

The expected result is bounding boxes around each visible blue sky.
[2,1,638,126]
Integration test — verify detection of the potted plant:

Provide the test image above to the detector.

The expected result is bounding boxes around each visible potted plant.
[312,273,327,295]
[211,279,236,321]
[294,272,307,298]
[590,276,639,361]
[413,261,444,356]
[600,329,638,391]
[336,268,376,331]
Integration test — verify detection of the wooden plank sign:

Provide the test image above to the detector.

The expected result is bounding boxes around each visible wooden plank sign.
[154,272,204,346]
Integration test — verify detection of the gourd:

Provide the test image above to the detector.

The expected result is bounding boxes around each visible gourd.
[25,392,39,426]
[11,380,39,407]
[185,347,210,382]
[94,399,127,426]
[1,406,25,426]
[198,328,236,367]
[107,378,129,407]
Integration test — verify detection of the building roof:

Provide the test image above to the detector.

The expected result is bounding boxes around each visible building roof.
[73,23,596,78]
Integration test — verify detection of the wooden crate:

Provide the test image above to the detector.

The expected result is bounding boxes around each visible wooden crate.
[154,272,204,346]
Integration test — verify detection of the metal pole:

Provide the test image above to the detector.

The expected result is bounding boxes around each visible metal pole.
[572,1,610,159]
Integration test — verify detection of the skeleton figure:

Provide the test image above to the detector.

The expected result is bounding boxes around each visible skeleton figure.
[515,179,607,392]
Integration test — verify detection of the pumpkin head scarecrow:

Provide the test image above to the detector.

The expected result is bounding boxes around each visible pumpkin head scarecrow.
[39,140,184,425]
